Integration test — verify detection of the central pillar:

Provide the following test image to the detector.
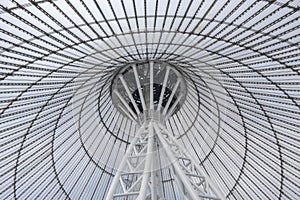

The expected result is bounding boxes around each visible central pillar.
[106,61,225,200]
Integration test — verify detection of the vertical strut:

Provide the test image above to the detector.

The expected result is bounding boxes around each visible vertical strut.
[157,65,170,111]
[119,75,141,115]
[106,125,147,199]
[106,123,156,200]
[162,79,180,115]
[149,61,154,110]
[132,64,147,111]
[138,123,154,199]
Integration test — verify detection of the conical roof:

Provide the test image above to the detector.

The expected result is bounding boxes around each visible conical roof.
[0,0,299,199]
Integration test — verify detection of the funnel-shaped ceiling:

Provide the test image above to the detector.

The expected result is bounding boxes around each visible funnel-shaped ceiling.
[0,0,299,199]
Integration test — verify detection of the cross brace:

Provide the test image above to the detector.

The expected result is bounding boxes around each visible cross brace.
[106,122,225,200]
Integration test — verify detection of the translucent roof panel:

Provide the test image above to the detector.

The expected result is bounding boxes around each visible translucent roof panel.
[0,0,299,199]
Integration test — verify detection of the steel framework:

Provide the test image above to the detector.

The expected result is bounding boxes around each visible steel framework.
[107,61,225,199]
[0,0,299,199]
[106,122,225,200]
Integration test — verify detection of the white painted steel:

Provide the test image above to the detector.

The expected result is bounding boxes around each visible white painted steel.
[149,61,154,110]
[157,66,170,111]
[108,120,224,200]
[119,75,141,115]
[162,80,181,115]
[113,90,138,120]
[132,64,147,111]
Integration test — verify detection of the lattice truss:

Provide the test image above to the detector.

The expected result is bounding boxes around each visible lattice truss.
[0,0,299,199]
[107,122,224,200]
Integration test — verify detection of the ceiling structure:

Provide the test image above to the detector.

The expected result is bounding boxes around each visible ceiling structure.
[0,0,299,199]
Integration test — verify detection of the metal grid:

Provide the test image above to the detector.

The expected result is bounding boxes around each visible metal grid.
[0,0,299,199]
